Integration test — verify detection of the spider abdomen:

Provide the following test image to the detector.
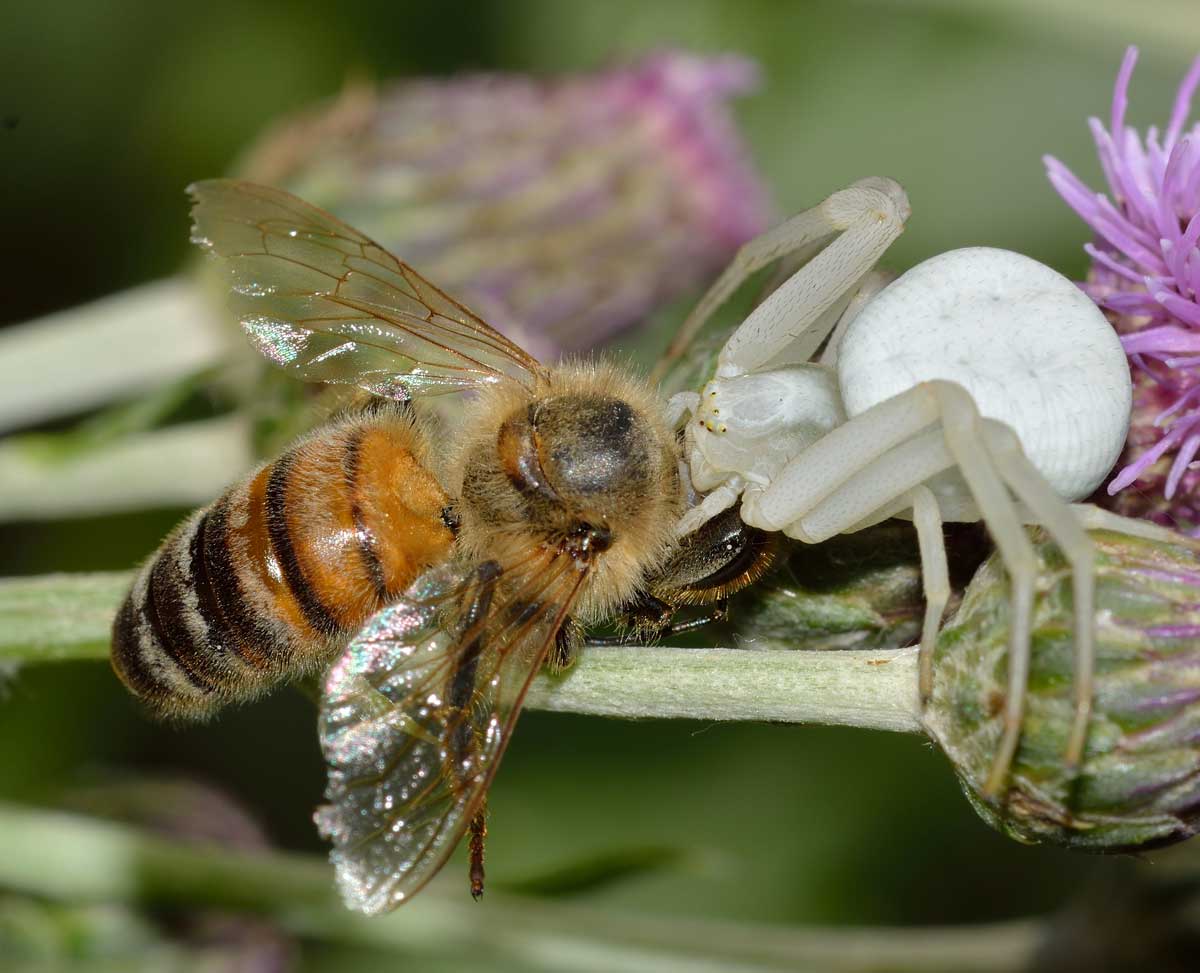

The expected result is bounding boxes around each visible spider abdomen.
[836,247,1131,501]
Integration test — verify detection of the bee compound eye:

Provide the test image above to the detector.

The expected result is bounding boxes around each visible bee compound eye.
[537,396,655,499]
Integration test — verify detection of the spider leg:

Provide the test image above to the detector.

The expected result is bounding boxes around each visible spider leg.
[929,386,1038,799]
[651,178,909,382]
[741,386,944,534]
[677,478,744,538]
[792,385,1040,799]
[652,199,842,381]
[664,391,700,428]
[1070,503,1195,544]
[747,381,1039,798]
[817,269,896,368]
[910,484,950,703]
[979,419,1095,773]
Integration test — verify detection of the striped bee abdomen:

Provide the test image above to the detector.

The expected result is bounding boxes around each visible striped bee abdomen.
[111,408,456,718]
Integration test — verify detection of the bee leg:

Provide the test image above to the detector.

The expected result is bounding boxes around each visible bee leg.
[469,799,487,901]
[547,617,583,672]
[658,599,729,637]
[585,596,729,646]
[585,594,674,646]
[583,632,635,646]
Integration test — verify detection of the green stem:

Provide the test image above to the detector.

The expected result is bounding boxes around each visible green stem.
[0,572,923,732]
[529,644,921,732]
[0,573,130,664]
[0,278,225,434]
[0,417,252,521]
[0,802,1041,972]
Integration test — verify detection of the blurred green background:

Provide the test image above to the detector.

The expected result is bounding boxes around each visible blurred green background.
[4,0,1200,968]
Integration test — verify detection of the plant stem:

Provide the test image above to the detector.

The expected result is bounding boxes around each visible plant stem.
[0,573,130,664]
[0,417,252,521]
[0,278,225,434]
[0,802,1041,972]
[529,644,922,732]
[0,572,923,732]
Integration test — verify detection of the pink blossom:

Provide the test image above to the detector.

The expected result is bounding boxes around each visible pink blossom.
[1045,47,1200,523]
[242,53,772,361]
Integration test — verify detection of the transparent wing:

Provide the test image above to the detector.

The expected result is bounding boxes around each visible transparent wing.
[188,179,546,398]
[314,553,586,914]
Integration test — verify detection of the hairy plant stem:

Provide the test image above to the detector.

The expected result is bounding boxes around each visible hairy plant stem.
[0,279,225,434]
[0,802,1041,972]
[0,572,922,732]
[0,417,252,521]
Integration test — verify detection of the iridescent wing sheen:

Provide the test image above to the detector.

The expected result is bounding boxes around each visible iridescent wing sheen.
[188,179,546,398]
[314,554,587,914]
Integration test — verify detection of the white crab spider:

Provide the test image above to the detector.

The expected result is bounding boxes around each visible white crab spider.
[658,177,1173,797]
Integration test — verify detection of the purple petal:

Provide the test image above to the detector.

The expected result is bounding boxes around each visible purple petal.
[1157,391,1200,427]
[1045,156,1104,220]
[1154,287,1200,327]
[1086,242,1143,283]
[1110,422,1191,492]
[1166,429,1200,497]
[1167,54,1200,150]
[1122,325,1200,354]
[1111,47,1139,148]
[1104,290,1167,316]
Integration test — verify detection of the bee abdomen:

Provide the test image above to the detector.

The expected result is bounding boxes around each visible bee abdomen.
[111,505,261,717]
[112,409,455,718]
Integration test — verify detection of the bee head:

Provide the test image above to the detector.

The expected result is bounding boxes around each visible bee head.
[454,364,684,620]
[492,394,662,548]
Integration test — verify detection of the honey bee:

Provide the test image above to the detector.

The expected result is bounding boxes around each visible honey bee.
[110,180,777,912]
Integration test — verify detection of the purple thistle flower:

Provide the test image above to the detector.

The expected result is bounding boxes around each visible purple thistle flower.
[240,52,771,362]
[1045,47,1200,526]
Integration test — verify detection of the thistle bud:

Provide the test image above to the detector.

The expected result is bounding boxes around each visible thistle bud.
[239,52,771,361]
[923,527,1200,851]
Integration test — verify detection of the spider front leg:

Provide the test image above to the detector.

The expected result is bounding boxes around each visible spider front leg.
[652,177,910,383]
[664,391,700,428]
[816,269,895,368]
[676,478,745,538]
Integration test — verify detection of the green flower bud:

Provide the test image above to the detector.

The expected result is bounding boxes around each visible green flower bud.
[924,527,1200,851]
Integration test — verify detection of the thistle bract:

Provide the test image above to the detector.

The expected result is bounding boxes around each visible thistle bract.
[924,527,1200,851]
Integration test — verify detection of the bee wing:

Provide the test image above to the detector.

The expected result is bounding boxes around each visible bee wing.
[188,179,546,398]
[315,555,585,914]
